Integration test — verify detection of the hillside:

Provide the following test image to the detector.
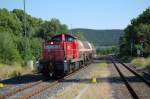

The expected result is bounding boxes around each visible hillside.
[71,28,124,46]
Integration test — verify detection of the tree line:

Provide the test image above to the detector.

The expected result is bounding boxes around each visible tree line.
[96,47,118,55]
[0,8,72,65]
[119,7,150,57]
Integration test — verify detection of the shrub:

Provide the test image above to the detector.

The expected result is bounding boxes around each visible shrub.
[0,32,22,64]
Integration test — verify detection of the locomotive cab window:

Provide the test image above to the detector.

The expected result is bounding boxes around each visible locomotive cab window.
[51,36,62,42]
[65,35,76,42]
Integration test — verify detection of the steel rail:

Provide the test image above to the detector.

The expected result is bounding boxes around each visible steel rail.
[0,80,43,99]
[110,57,139,99]
[22,64,91,99]
[112,55,150,87]
[2,63,91,99]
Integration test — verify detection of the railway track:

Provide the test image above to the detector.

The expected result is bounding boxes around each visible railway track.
[143,72,150,77]
[110,56,150,99]
[0,63,91,99]
[0,80,43,99]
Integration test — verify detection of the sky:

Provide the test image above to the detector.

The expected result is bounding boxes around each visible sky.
[0,0,150,29]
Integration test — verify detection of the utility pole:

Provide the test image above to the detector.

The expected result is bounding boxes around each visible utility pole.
[24,0,27,62]
[131,41,133,57]
[130,32,135,57]
[140,35,144,57]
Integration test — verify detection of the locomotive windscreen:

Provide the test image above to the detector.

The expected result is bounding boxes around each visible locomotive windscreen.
[51,35,62,42]
[65,35,76,42]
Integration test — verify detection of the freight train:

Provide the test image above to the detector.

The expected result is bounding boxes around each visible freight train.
[37,33,96,77]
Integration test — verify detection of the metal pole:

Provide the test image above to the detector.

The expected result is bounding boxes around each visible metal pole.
[131,42,133,57]
[131,33,134,57]
[24,0,27,61]
[141,41,144,57]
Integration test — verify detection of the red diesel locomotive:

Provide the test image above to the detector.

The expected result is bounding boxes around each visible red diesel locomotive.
[37,33,96,77]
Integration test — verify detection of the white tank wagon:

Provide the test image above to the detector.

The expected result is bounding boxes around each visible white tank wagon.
[76,40,96,62]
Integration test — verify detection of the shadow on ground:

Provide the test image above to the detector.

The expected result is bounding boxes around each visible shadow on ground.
[59,75,150,84]
[1,70,149,85]
[0,74,46,85]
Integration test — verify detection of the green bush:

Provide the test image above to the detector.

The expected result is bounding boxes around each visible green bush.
[0,32,21,64]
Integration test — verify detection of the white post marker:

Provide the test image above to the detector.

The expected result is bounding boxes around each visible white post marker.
[27,60,34,70]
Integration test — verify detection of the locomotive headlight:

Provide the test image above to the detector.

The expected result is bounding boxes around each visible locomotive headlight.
[50,42,53,44]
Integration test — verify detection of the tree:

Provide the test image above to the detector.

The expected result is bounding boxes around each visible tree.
[0,8,70,65]
[0,32,21,64]
[119,7,150,57]
[38,18,69,40]
[73,32,86,40]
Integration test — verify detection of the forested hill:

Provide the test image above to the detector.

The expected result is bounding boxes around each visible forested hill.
[71,29,124,46]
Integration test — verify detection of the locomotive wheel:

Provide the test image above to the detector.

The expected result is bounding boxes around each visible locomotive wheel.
[72,63,76,71]
[42,71,50,78]
[42,70,54,78]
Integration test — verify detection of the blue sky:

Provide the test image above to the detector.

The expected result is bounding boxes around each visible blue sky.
[0,0,150,29]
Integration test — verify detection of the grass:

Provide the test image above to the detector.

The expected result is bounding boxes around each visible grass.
[131,57,150,71]
[96,62,107,67]
[0,63,32,79]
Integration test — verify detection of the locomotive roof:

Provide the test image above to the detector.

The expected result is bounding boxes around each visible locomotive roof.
[52,33,77,39]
